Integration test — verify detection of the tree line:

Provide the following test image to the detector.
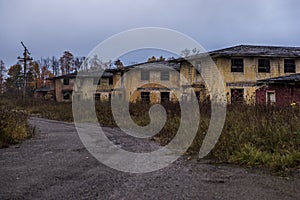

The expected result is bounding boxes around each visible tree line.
[0,51,87,95]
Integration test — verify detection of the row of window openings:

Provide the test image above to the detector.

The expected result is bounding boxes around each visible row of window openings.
[141,92,170,102]
[231,59,296,73]
[63,77,114,86]
[141,71,170,81]
[230,89,276,105]
[141,91,201,102]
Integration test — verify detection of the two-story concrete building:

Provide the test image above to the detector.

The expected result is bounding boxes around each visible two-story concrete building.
[44,45,300,104]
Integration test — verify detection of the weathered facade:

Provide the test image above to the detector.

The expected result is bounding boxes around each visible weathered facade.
[256,73,300,106]
[48,72,114,102]
[45,45,300,104]
[203,45,300,103]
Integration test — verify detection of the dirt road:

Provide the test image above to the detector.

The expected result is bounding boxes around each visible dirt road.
[0,117,299,199]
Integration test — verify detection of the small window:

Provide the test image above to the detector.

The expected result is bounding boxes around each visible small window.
[94,93,100,101]
[109,77,113,85]
[141,70,150,81]
[231,89,244,104]
[63,92,71,100]
[231,58,244,72]
[195,91,200,100]
[161,92,170,102]
[63,78,69,85]
[266,91,276,104]
[284,59,296,73]
[141,92,150,102]
[160,71,170,80]
[258,59,270,73]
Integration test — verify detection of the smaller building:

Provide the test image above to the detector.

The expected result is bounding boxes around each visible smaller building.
[33,86,51,99]
[256,73,300,106]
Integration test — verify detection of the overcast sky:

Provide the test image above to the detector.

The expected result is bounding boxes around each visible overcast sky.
[1,0,300,67]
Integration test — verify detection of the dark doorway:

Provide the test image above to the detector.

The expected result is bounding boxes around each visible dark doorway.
[231,89,244,104]
[161,92,170,102]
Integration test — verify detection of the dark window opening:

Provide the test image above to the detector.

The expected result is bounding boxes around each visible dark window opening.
[63,78,69,85]
[63,92,71,100]
[94,93,100,101]
[141,70,150,81]
[231,58,244,72]
[284,59,296,73]
[161,92,170,102]
[109,77,113,85]
[231,89,244,104]
[258,59,270,73]
[195,91,200,100]
[160,71,170,80]
[141,92,150,102]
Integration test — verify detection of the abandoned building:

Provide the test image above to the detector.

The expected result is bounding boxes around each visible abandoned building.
[38,44,300,104]
[207,45,300,104]
[256,73,300,106]
[110,61,206,103]
[46,71,114,102]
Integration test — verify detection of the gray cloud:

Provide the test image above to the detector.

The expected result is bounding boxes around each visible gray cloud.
[1,0,300,67]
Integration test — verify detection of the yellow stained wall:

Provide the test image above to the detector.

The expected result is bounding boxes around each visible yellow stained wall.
[213,57,300,103]
[115,69,180,103]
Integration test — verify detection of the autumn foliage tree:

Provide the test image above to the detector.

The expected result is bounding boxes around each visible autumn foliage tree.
[5,64,23,94]
[59,51,74,75]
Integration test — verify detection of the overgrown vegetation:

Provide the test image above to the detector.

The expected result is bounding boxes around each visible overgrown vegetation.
[0,107,31,148]
[1,95,300,175]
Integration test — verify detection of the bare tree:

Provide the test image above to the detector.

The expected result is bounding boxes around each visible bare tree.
[51,56,60,76]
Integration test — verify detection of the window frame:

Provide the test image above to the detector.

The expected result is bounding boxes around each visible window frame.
[141,92,150,102]
[284,59,296,73]
[231,58,244,72]
[141,70,150,81]
[63,78,70,85]
[258,58,271,73]
[160,92,170,102]
[160,70,170,81]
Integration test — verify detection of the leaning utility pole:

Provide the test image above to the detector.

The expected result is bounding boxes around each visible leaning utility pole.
[17,41,32,98]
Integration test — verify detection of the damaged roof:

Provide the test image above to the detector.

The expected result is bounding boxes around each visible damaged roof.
[257,73,300,84]
[209,45,300,58]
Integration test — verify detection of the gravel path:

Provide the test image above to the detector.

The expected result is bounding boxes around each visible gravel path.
[0,117,299,199]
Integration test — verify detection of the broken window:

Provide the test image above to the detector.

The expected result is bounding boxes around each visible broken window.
[266,91,276,104]
[160,71,170,81]
[284,59,296,73]
[141,70,150,81]
[161,92,170,102]
[231,89,244,104]
[231,58,244,72]
[141,92,150,102]
[63,92,71,100]
[258,59,270,73]
[63,78,69,85]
